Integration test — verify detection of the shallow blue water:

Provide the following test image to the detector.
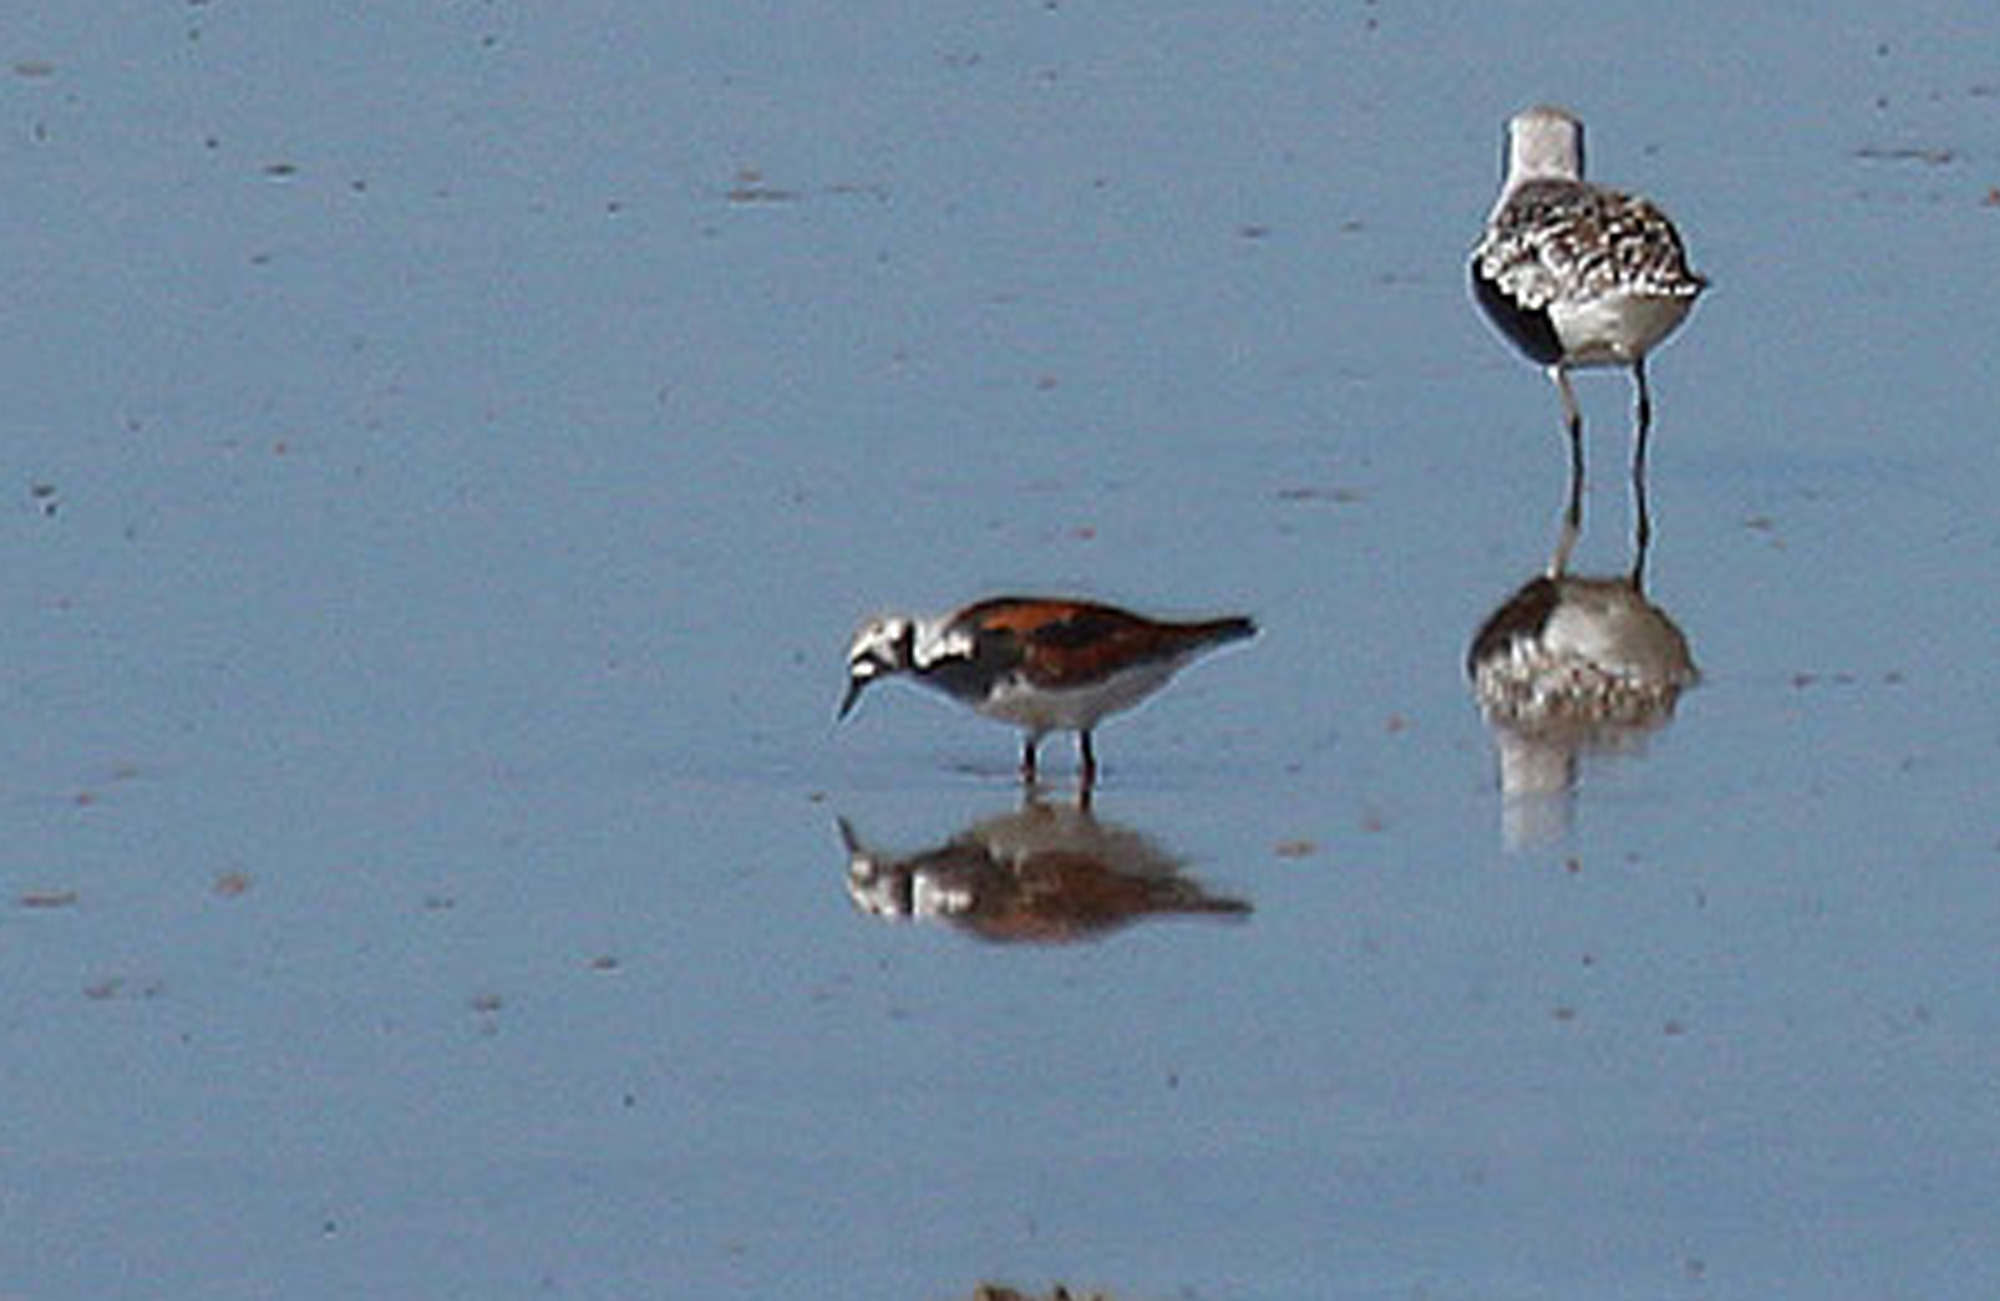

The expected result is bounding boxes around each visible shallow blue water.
[5,3,2000,1298]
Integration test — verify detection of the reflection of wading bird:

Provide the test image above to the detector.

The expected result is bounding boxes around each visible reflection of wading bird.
[1467,445,1698,846]
[838,797,1250,944]
[1468,569,1698,848]
[1471,106,1705,556]
[1469,573,1696,734]
[838,596,1255,788]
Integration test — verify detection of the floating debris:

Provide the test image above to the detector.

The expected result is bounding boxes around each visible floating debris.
[725,169,798,205]
[84,976,166,1002]
[18,890,78,910]
[959,1287,1127,1301]
[1275,484,1365,504]
[1853,145,1957,165]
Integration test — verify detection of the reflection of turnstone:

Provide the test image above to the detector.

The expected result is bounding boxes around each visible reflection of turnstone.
[838,596,1255,785]
[1471,106,1705,480]
[838,801,1250,944]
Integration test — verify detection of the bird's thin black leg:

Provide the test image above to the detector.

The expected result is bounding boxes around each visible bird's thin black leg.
[1019,736,1039,785]
[1631,359,1654,580]
[1078,731,1098,793]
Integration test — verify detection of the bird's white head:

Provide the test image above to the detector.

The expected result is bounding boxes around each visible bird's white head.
[1504,105,1585,189]
[839,614,916,719]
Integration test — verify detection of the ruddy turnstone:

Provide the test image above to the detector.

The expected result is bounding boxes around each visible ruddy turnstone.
[1471,106,1705,540]
[837,596,1256,786]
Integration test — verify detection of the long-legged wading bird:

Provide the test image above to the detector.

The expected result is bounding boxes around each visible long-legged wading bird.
[1471,106,1705,553]
[838,596,1256,789]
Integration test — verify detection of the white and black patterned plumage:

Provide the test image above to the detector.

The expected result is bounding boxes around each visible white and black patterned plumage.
[838,596,1256,787]
[1471,107,1704,547]
[1472,106,1704,368]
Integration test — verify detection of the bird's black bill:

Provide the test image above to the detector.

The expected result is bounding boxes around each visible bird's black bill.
[837,675,869,721]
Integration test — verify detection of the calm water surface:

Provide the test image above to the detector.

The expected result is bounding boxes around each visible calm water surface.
[5,2,2000,1298]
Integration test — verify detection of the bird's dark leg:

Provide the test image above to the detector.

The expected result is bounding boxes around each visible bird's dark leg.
[1019,735,1039,785]
[1630,359,1654,580]
[1078,731,1098,793]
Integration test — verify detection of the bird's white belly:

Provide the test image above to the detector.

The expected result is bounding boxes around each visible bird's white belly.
[1550,291,1693,366]
[977,662,1180,734]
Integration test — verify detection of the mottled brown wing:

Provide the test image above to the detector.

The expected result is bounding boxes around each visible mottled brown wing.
[1478,180,1703,309]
